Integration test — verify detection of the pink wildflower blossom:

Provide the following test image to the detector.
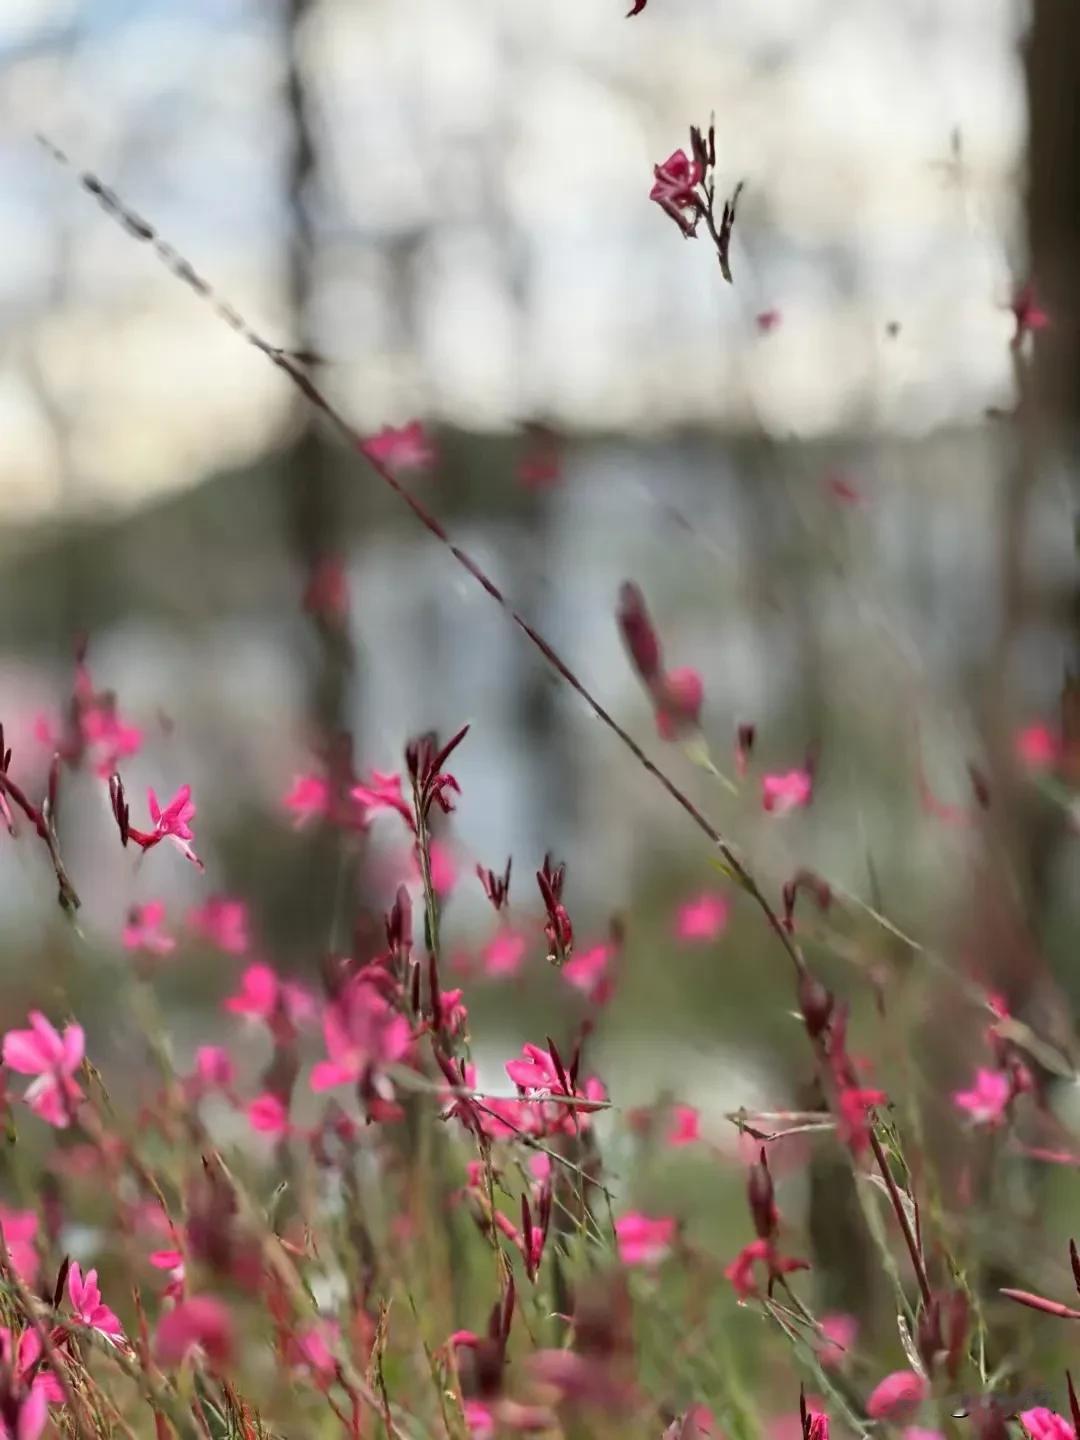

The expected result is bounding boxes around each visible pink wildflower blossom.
[817,1313,857,1368]
[676,893,729,941]
[1020,1410,1076,1440]
[68,1262,126,1345]
[122,900,175,956]
[756,309,782,333]
[864,1371,928,1423]
[762,769,813,815]
[666,1104,701,1147]
[190,1046,234,1094]
[650,150,704,235]
[0,1211,39,1288]
[351,770,414,829]
[224,964,315,1030]
[283,773,331,827]
[2,1012,85,1128]
[361,421,435,473]
[128,784,202,870]
[248,1093,291,1136]
[725,1238,809,1299]
[1016,723,1061,772]
[615,1213,675,1266]
[187,896,250,955]
[655,666,704,740]
[155,1296,234,1368]
[482,930,527,978]
[1011,284,1050,346]
[290,1321,339,1386]
[953,1067,1011,1127]
[0,1326,63,1407]
[309,978,413,1093]
[561,943,612,1004]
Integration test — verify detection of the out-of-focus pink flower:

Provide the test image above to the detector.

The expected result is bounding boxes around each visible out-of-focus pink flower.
[762,769,813,815]
[187,896,250,955]
[0,1326,64,1409]
[650,150,704,236]
[310,978,413,1093]
[224,964,315,1029]
[303,554,349,627]
[953,1067,1011,1127]
[462,1400,496,1438]
[1011,284,1050,346]
[68,1262,126,1346]
[904,1430,946,1440]
[817,1312,857,1368]
[408,840,456,897]
[283,774,331,828]
[149,1249,185,1302]
[351,771,414,829]
[562,944,612,1004]
[768,1397,826,1440]
[614,1213,675,1267]
[81,705,143,778]
[155,1296,234,1368]
[837,1086,887,1156]
[666,1105,701,1147]
[1016,723,1061,772]
[191,1046,234,1093]
[290,1320,339,1386]
[482,930,527,978]
[0,1212,38,1289]
[676,893,729,942]
[361,421,435,474]
[2,1012,85,1129]
[756,309,782,334]
[1020,1410,1076,1440]
[655,667,704,740]
[122,901,175,956]
[725,1238,809,1299]
[865,1372,927,1423]
[248,1094,291,1135]
[518,448,562,490]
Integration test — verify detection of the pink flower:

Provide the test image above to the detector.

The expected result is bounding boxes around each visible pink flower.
[310,978,413,1093]
[224,964,315,1029]
[283,773,331,828]
[482,930,527,978]
[68,1261,126,1345]
[865,1371,927,1423]
[122,900,175,956]
[666,1105,700,1147]
[904,1431,946,1440]
[505,1043,564,1094]
[149,1249,185,1301]
[725,1238,809,1299]
[0,1211,39,1288]
[129,784,202,870]
[1020,1410,1076,1440]
[953,1067,1011,1127]
[81,705,142,778]
[1011,284,1050,346]
[187,896,250,955]
[0,1325,64,1407]
[676,893,729,942]
[655,666,704,740]
[1016,723,1061,772]
[614,1212,676,1267]
[463,1400,496,1439]
[762,769,813,815]
[817,1312,857,1368]
[2,1012,85,1128]
[361,421,435,474]
[155,1296,234,1368]
[756,309,782,334]
[351,770,414,829]
[303,554,349,627]
[561,944,612,1004]
[408,840,456,897]
[192,1046,234,1091]
[650,150,704,236]
[289,1320,339,1385]
[836,1086,887,1156]
[248,1093,290,1135]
